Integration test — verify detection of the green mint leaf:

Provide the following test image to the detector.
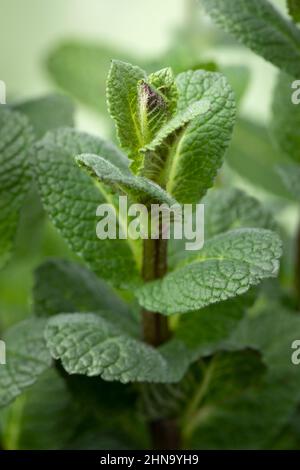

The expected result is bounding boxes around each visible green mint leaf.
[76,153,177,206]
[148,67,178,116]
[225,308,300,376]
[13,94,75,139]
[227,118,291,198]
[0,319,51,408]
[288,0,300,23]
[0,369,78,450]
[173,297,247,361]
[169,188,276,268]
[46,41,136,114]
[277,163,300,200]
[45,313,190,384]
[33,259,138,336]
[137,228,282,315]
[107,61,180,171]
[187,309,300,449]
[271,72,300,164]
[204,188,277,238]
[0,107,34,269]
[140,98,210,181]
[136,68,178,156]
[165,70,235,203]
[106,60,146,156]
[33,128,140,287]
[184,350,268,448]
[202,0,300,77]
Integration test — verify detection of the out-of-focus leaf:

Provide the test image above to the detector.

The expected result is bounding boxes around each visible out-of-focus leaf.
[0,369,78,450]
[221,65,251,106]
[184,309,300,449]
[46,41,135,114]
[276,163,300,200]
[33,259,138,336]
[227,118,291,198]
[0,107,34,269]
[271,72,300,164]
[288,0,300,23]
[203,188,277,238]
[0,319,51,408]
[202,0,300,77]
[13,94,75,139]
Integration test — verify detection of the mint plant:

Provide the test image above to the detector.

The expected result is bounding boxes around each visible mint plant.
[2,0,300,449]
[0,56,289,450]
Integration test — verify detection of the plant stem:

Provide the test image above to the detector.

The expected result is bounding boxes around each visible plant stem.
[142,237,170,346]
[142,236,181,449]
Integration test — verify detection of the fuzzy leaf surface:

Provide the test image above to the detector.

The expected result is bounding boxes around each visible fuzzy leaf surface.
[33,128,140,287]
[0,107,34,269]
[202,0,300,77]
[45,313,190,384]
[76,153,177,206]
[162,70,235,203]
[137,229,282,315]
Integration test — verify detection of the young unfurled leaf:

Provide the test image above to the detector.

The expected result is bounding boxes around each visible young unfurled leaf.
[137,229,282,315]
[202,0,300,77]
[107,61,180,170]
[0,107,34,269]
[0,319,51,408]
[271,72,300,164]
[107,62,235,202]
[139,98,210,181]
[107,61,146,157]
[148,67,178,116]
[32,259,138,336]
[137,68,178,149]
[288,0,300,23]
[45,313,190,384]
[32,128,141,287]
[76,153,178,207]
